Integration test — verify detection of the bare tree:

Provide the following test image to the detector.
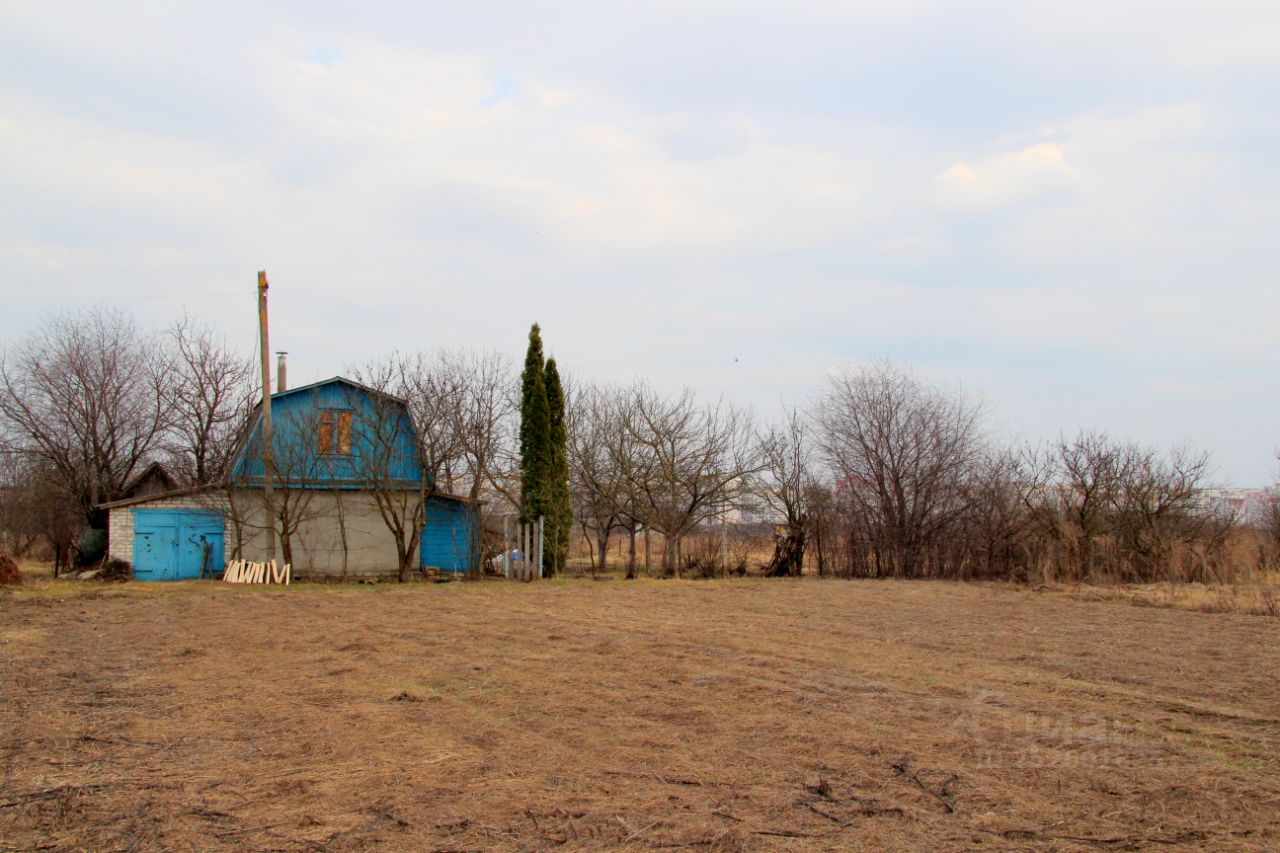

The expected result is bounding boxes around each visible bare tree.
[619,382,758,577]
[954,446,1047,581]
[0,307,170,527]
[567,382,629,574]
[352,349,518,578]
[386,351,467,495]
[599,385,657,578]
[1050,430,1130,581]
[0,450,43,556]
[813,361,984,578]
[757,407,813,577]
[804,481,837,577]
[164,315,256,485]
[1110,441,1214,582]
[346,363,431,581]
[0,451,80,568]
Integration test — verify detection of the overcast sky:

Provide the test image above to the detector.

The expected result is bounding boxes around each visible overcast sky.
[1,2,1276,484]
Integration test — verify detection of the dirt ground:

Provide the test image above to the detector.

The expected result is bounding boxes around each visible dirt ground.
[3,578,1279,852]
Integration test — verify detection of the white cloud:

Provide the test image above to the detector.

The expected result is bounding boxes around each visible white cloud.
[935,143,1081,213]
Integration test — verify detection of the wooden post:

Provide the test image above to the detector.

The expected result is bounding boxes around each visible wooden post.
[502,515,511,579]
[523,523,531,581]
[257,271,276,564]
[518,524,525,580]
[537,515,545,580]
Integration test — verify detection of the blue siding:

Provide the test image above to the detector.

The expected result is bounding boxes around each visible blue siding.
[421,498,474,573]
[231,379,423,489]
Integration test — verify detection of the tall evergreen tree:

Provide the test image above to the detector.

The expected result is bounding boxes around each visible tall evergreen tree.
[544,357,572,575]
[519,324,551,535]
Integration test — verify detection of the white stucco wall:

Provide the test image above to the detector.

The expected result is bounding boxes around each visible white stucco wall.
[108,489,419,579]
[231,489,414,578]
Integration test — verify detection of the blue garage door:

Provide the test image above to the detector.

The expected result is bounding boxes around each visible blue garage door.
[133,509,225,581]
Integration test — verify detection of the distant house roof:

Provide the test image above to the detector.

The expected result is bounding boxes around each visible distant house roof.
[97,483,221,510]
[120,462,180,500]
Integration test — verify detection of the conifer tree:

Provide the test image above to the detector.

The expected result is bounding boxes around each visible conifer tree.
[544,357,572,575]
[519,324,551,533]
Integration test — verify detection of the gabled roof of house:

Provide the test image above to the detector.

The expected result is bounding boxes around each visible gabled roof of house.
[120,462,179,498]
[250,376,409,410]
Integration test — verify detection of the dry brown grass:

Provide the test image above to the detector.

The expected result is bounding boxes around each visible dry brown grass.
[1052,574,1280,618]
[3,578,1279,851]
[12,559,55,580]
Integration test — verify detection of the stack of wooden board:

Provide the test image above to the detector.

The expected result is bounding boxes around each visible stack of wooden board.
[222,560,291,584]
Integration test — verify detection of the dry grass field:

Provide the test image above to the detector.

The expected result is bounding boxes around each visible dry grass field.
[3,578,1279,852]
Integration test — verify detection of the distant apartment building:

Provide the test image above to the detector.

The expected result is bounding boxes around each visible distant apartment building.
[1197,487,1280,528]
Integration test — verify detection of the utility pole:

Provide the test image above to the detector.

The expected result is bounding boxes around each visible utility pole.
[257,271,276,562]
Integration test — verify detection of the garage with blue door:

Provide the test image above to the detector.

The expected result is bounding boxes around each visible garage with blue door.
[133,508,225,580]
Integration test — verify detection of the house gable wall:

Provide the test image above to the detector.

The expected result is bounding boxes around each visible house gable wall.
[231,380,423,489]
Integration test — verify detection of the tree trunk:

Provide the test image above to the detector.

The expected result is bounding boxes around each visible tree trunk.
[626,528,637,580]
[764,526,806,577]
[596,528,610,573]
[665,534,679,578]
[335,492,349,579]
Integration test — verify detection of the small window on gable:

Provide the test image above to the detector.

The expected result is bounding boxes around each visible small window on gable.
[318,409,353,455]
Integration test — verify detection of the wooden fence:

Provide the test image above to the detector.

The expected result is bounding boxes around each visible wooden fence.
[502,515,544,581]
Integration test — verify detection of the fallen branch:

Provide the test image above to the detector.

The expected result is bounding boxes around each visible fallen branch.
[621,818,663,843]
[753,827,826,838]
[977,827,1208,848]
[215,820,295,837]
[0,783,108,809]
[805,803,845,824]
[603,770,731,787]
[891,756,955,813]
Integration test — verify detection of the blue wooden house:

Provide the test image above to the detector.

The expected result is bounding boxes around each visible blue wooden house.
[101,377,477,580]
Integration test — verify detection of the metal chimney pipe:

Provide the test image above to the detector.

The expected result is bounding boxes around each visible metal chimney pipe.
[276,352,287,393]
